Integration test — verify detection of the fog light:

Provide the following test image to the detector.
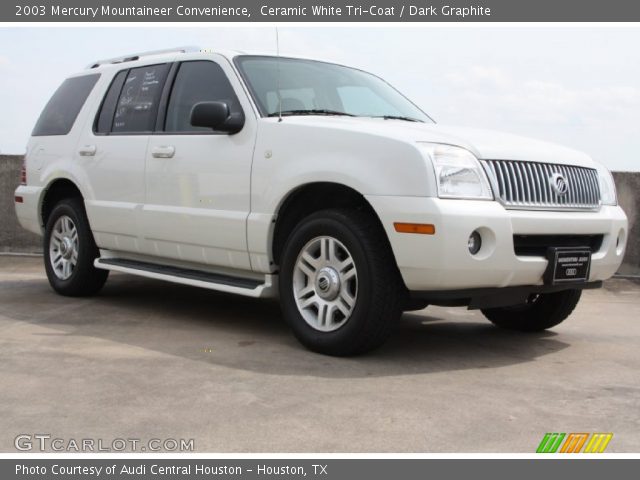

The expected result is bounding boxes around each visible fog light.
[468,231,482,255]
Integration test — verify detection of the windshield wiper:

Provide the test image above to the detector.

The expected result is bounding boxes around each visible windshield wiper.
[267,109,355,117]
[372,115,424,123]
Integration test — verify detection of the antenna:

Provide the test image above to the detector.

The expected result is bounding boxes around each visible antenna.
[276,27,282,122]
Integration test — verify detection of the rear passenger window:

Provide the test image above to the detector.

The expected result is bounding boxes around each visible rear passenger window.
[165,61,242,133]
[32,74,100,136]
[95,70,127,134]
[112,64,170,134]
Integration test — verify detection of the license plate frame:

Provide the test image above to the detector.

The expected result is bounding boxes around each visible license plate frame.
[544,247,592,285]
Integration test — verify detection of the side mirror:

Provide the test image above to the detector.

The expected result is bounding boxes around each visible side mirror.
[190,101,244,134]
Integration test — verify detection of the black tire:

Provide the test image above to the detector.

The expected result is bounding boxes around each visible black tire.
[279,209,404,356]
[43,197,108,296]
[481,289,582,332]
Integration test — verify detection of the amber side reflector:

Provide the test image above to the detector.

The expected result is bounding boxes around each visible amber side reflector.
[394,223,435,235]
[14,196,24,203]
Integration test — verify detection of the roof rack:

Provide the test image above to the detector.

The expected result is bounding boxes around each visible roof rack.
[86,46,201,69]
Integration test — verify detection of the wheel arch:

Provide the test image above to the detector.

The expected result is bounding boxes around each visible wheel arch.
[40,178,85,228]
[270,182,399,272]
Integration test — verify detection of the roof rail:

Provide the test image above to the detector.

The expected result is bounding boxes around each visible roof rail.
[86,46,201,69]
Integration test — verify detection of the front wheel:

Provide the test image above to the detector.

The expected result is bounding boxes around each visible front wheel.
[481,289,582,332]
[279,209,404,356]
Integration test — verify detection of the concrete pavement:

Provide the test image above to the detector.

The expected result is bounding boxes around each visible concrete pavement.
[0,255,639,452]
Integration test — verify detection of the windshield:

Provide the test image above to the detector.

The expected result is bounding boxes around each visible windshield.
[234,55,433,122]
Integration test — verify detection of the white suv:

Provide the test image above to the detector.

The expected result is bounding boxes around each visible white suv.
[15,47,628,355]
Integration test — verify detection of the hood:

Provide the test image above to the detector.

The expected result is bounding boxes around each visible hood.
[273,117,598,169]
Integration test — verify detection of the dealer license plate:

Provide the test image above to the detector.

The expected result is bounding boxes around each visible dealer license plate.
[544,248,592,285]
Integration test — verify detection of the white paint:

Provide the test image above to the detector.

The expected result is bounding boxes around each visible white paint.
[13,49,628,296]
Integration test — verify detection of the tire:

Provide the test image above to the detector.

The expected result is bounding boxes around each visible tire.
[279,208,404,356]
[481,289,582,332]
[43,197,108,296]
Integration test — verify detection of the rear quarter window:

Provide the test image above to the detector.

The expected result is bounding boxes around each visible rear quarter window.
[32,74,100,136]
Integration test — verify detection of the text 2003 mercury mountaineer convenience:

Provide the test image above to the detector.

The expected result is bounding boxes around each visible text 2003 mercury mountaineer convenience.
[14,48,628,355]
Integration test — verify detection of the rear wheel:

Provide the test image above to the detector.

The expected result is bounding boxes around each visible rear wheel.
[279,209,404,356]
[44,198,108,296]
[481,289,582,332]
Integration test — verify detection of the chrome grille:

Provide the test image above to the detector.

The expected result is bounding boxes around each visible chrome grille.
[483,160,601,210]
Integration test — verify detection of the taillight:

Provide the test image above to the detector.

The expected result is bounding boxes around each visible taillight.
[20,160,27,185]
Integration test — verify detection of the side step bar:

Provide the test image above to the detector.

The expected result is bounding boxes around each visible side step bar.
[94,258,277,298]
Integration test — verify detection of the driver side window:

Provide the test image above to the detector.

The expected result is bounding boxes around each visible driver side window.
[165,61,242,133]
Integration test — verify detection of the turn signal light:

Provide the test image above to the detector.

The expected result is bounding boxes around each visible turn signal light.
[393,223,436,235]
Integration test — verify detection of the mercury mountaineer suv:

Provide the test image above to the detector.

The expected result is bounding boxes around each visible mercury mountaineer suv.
[15,47,628,355]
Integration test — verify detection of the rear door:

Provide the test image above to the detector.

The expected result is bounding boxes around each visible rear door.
[77,63,171,254]
[142,57,256,270]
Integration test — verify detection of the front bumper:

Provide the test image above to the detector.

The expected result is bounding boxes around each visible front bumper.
[366,196,628,292]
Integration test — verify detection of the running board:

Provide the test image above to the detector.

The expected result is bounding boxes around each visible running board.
[94,258,277,298]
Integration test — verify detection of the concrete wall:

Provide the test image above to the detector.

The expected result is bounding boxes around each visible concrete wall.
[613,171,640,276]
[0,155,41,253]
[1,155,639,275]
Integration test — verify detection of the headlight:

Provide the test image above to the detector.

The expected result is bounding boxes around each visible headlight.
[420,143,493,200]
[597,167,617,206]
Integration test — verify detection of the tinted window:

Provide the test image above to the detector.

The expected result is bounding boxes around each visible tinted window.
[112,64,170,133]
[32,74,100,136]
[165,61,241,132]
[95,70,127,134]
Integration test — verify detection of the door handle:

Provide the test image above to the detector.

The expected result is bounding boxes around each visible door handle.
[78,145,96,157]
[151,146,176,158]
